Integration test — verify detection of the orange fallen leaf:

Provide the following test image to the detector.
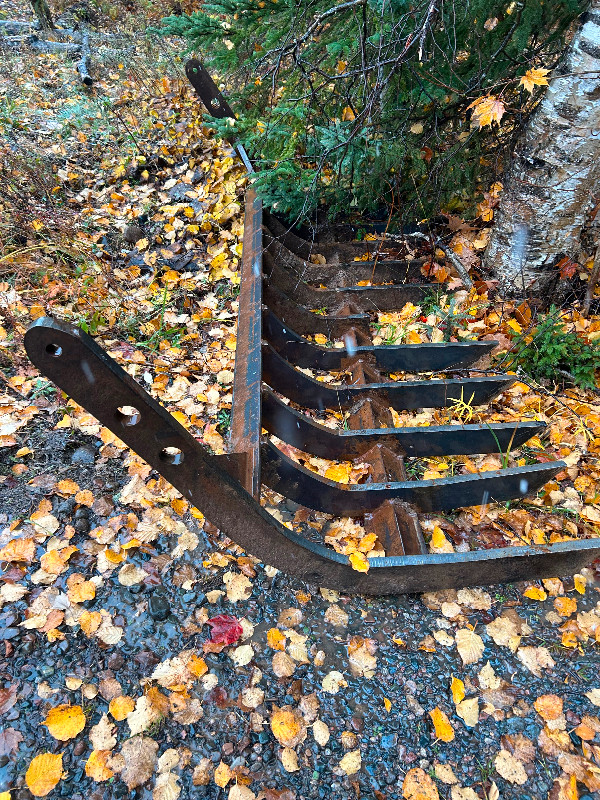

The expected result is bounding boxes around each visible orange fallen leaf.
[324,463,352,484]
[270,707,307,748]
[402,767,439,800]
[79,610,102,636]
[74,489,94,506]
[43,704,86,741]
[85,750,114,782]
[429,707,454,742]
[533,694,563,721]
[267,628,287,650]
[554,596,577,617]
[0,537,35,562]
[67,574,96,603]
[109,695,135,721]
[187,654,208,678]
[55,479,79,495]
[26,753,63,796]
[40,546,76,575]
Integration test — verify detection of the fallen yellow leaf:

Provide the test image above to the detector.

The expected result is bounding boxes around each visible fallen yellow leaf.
[26,753,63,797]
[79,610,102,636]
[349,551,369,573]
[85,750,114,782]
[43,704,86,741]
[402,767,439,800]
[214,761,233,788]
[523,585,547,601]
[324,463,352,483]
[187,654,208,678]
[270,707,307,747]
[554,596,577,617]
[109,695,135,721]
[450,676,465,705]
[267,628,287,650]
[429,707,454,742]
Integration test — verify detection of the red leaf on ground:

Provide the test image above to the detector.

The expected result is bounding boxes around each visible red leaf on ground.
[0,685,17,715]
[207,615,243,645]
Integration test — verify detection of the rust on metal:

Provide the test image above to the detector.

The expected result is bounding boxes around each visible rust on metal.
[229,188,263,498]
[22,60,600,594]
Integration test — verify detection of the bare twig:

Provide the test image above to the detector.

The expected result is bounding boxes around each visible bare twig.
[393,230,474,289]
[434,239,474,289]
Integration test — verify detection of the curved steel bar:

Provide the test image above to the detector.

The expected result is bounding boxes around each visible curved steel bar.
[185,59,235,120]
[264,283,372,338]
[265,256,431,310]
[261,440,564,515]
[264,309,496,372]
[262,343,514,411]
[261,388,546,460]
[24,318,600,594]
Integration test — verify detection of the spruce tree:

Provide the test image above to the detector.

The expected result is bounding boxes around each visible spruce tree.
[161,0,584,223]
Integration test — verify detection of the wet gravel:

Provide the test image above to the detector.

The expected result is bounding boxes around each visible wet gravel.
[1,410,600,799]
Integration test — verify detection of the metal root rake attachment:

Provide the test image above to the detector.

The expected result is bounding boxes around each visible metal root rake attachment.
[24,61,600,594]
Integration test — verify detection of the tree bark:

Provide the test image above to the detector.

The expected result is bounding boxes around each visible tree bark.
[483,2,600,297]
[29,0,55,30]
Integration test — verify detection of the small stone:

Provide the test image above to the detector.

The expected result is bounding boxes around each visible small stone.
[71,446,95,465]
[73,741,86,756]
[149,594,170,621]
[74,518,90,534]
[123,224,145,244]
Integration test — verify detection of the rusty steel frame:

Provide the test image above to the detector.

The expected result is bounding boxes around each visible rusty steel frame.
[23,60,600,594]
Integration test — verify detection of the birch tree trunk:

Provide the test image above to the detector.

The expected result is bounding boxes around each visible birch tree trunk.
[483,2,600,297]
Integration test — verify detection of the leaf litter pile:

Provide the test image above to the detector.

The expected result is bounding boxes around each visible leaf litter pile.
[1,16,600,800]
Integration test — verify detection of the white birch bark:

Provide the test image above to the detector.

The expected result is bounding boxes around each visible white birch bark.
[483,2,600,296]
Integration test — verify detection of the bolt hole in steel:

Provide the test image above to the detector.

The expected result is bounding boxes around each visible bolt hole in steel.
[160,446,184,465]
[116,406,140,426]
[46,343,62,357]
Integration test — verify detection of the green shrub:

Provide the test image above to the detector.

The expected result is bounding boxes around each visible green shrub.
[508,307,600,389]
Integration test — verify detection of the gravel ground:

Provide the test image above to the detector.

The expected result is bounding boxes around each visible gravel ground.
[1,403,600,800]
